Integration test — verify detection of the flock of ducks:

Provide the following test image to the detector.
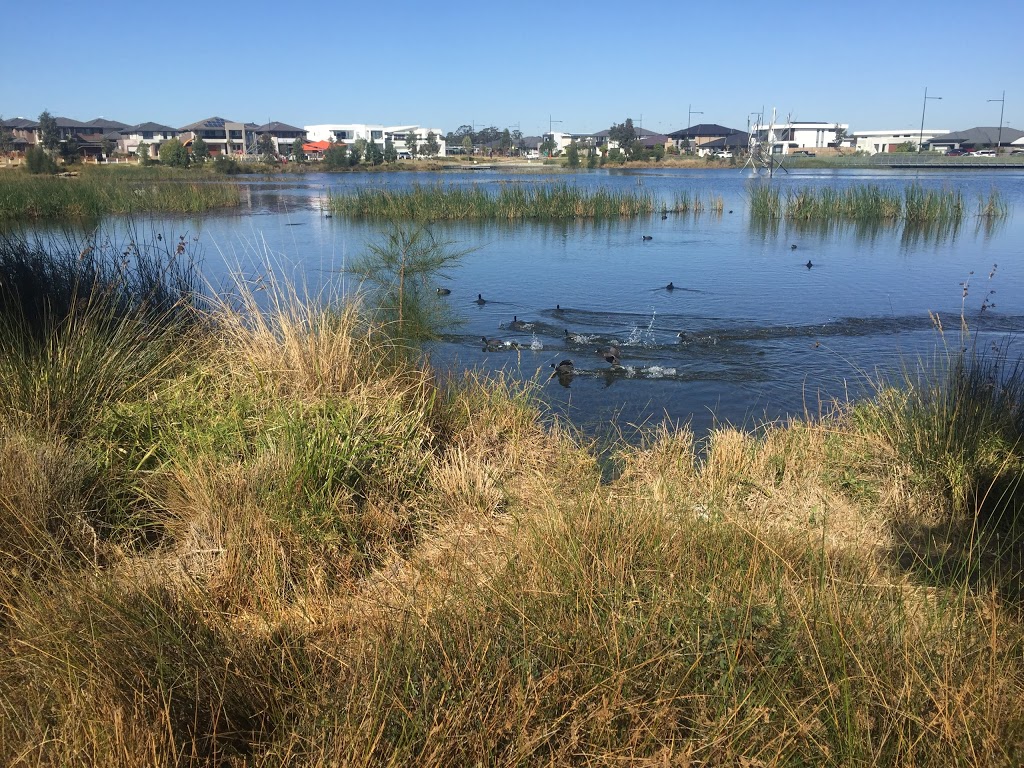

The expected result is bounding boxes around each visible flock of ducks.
[447,242,814,383]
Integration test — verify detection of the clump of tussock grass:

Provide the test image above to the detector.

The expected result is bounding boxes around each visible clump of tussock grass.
[329,183,661,220]
[979,188,1009,218]
[0,172,241,219]
[0,578,284,766]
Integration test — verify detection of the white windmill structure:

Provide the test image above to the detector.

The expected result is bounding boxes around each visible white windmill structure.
[744,108,789,177]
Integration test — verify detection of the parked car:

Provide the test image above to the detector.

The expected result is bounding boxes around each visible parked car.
[397,151,412,160]
[791,150,816,157]
[945,148,967,156]
[971,149,996,157]
[714,151,733,159]
[1011,150,1024,155]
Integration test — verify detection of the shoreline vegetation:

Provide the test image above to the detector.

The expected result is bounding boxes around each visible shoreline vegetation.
[0,167,241,220]
[1,231,1022,765]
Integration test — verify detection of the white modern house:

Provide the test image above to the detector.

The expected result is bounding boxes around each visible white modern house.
[303,124,447,155]
[539,131,574,155]
[753,121,849,153]
[850,129,950,154]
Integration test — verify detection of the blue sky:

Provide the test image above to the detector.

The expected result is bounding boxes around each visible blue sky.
[2,0,1019,137]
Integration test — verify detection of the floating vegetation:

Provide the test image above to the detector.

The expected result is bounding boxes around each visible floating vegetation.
[329,183,676,221]
[0,174,241,220]
[748,184,1001,225]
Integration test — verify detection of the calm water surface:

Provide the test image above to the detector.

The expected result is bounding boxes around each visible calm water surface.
[38,168,1024,438]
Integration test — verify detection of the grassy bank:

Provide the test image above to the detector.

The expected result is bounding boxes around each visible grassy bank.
[750,184,1007,224]
[0,170,242,219]
[1,234,1023,765]
[329,183,675,220]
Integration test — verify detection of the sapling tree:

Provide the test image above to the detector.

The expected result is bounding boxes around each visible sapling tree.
[423,131,440,157]
[348,223,471,340]
[37,110,60,153]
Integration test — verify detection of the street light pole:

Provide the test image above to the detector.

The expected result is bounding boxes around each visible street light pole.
[988,91,1005,154]
[919,86,942,153]
[687,104,703,152]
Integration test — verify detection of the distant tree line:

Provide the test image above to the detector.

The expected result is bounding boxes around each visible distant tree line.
[444,125,525,155]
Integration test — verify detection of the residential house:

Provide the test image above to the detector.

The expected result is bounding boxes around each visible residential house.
[304,124,447,156]
[850,129,949,154]
[119,122,181,158]
[751,121,849,154]
[666,123,737,152]
[254,122,306,156]
[924,126,1024,152]
[590,127,670,151]
[700,131,751,154]
[180,116,261,156]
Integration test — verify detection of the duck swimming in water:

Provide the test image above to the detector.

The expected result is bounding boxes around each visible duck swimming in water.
[642,235,653,241]
[805,260,814,269]
[666,282,675,291]
[597,345,621,366]
[551,359,575,376]
[509,315,529,330]
[475,293,487,305]
[437,287,452,295]
[481,336,503,349]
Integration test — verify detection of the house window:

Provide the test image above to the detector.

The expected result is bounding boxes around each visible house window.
[371,131,383,140]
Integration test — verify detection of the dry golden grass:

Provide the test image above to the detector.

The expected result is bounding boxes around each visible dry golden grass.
[2,276,1023,766]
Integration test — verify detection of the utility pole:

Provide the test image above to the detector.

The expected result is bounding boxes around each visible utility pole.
[988,90,1005,154]
[919,87,941,153]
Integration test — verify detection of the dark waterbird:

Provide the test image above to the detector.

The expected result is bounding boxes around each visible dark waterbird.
[437,287,452,295]
[666,282,675,291]
[642,235,653,241]
[482,336,503,349]
[551,359,575,376]
[510,315,529,329]
[791,244,798,250]
[805,260,814,269]
[597,344,621,366]
[475,293,487,304]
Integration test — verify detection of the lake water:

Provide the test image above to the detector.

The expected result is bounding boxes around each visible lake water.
[27,167,1024,439]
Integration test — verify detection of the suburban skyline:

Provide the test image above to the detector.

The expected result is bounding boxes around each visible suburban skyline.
[2,0,1018,137]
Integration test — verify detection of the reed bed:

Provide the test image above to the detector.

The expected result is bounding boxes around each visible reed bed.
[329,183,665,220]
[1,233,1023,766]
[748,184,990,225]
[0,173,241,219]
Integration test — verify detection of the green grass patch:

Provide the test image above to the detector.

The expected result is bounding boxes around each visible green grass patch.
[748,184,1001,225]
[0,171,241,219]
[329,183,670,220]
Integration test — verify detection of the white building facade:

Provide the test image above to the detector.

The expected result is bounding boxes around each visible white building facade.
[303,124,447,156]
[754,122,849,153]
[851,129,950,154]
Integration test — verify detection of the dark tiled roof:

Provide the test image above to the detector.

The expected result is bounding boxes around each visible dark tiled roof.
[1,117,38,129]
[129,122,180,133]
[666,123,736,139]
[255,121,305,133]
[701,132,750,149]
[926,126,1024,145]
[180,116,233,131]
[86,118,130,130]
[53,117,91,129]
